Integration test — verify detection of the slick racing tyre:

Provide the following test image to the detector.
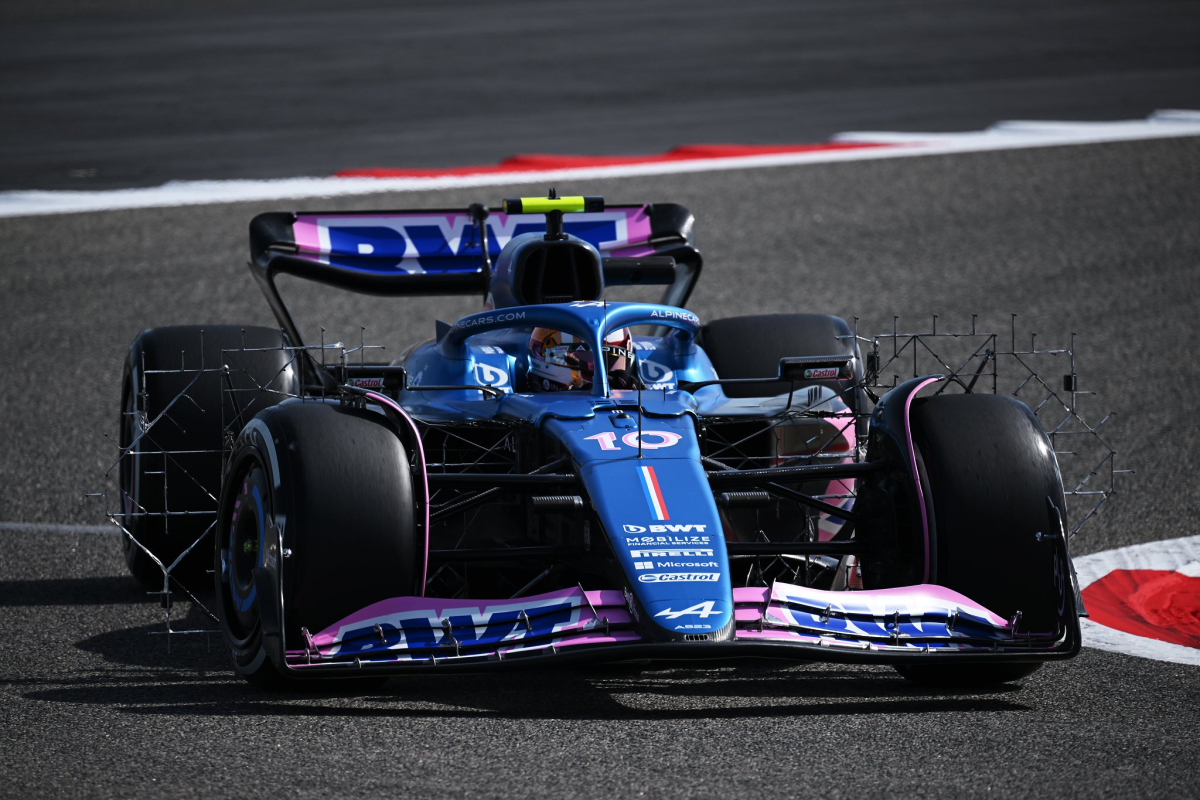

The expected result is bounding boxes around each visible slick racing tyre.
[895,393,1069,685]
[698,313,866,410]
[118,325,297,589]
[216,400,419,689]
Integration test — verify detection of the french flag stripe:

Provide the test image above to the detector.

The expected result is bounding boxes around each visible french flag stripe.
[640,465,670,521]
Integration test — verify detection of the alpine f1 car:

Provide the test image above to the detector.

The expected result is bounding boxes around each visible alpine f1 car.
[115,194,1086,688]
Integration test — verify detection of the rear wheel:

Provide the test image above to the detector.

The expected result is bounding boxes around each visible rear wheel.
[215,400,420,689]
[894,393,1069,685]
[118,325,296,588]
[700,313,866,549]
[699,313,864,405]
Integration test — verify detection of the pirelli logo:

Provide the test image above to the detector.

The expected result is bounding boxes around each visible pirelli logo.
[629,549,714,558]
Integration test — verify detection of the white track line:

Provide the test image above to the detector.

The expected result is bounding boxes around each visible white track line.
[0,521,117,535]
[1,110,1197,219]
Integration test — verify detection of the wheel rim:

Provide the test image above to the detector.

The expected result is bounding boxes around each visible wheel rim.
[222,463,268,640]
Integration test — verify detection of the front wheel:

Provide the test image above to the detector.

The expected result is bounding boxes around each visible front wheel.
[892,393,1072,686]
[215,400,421,689]
[218,461,281,687]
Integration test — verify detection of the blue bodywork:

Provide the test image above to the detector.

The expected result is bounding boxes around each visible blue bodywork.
[399,299,734,641]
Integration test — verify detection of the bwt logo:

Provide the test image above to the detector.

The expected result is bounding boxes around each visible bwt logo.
[332,598,578,655]
[639,361,675,389]
[623,524,708,534]
[474,362,509,387]
[316,214,633,268]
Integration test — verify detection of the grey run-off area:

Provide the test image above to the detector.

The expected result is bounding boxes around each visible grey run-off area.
[0,137,1197,797]
[1,0,1198,190]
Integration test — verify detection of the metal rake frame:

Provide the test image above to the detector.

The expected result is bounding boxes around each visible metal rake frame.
[859,313,1127,538]
[96,315,1126,641]
[95,329,333,645]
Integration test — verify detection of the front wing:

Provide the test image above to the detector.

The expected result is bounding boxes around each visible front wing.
[280,582,1080,676]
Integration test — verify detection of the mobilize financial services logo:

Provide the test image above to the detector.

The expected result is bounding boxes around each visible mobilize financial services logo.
[626,537,709,546]
[625,535,710,546]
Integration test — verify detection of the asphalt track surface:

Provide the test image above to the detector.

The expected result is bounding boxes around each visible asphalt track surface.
[3,2,1200,798]
[0,135,1198,798]
[2,0,1200,190]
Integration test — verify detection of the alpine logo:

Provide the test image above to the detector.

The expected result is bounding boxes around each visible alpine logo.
[654,601,721,619]
[649,309,700,325]
[639,573,720,583]
[622,524,708,534]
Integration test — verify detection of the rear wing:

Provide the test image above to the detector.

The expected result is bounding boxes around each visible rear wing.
[249,204,702,355]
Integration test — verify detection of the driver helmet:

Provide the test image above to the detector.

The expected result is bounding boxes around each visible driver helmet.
[527,327,640,391]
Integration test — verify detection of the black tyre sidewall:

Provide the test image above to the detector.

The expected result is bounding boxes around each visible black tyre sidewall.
[215,400,417,688]
[911,394,1067,633]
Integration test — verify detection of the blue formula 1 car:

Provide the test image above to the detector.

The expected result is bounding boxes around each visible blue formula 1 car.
[114,194,1085,688]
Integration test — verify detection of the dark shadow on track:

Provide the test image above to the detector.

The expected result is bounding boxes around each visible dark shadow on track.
[0,575,156,606]
[24,630,1032,721]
